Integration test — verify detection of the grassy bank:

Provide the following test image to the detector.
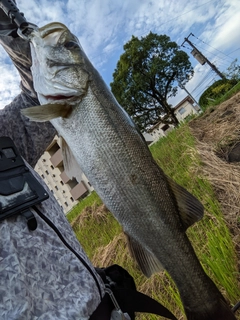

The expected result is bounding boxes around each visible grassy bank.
[209,80,240,108]
[67,124,239,319]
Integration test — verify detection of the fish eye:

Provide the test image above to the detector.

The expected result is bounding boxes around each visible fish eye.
[64,41,79,50]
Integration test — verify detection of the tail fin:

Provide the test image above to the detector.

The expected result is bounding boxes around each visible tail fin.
[185,298,237,320]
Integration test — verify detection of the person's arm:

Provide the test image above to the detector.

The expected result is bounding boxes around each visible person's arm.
[0,30,56,167]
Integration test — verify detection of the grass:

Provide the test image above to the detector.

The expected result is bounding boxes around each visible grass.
[67,191,102,221]
[67,123,239,319]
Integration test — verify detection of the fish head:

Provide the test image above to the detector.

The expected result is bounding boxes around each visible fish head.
[29,22,89,106]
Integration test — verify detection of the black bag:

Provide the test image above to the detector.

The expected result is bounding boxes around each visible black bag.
[92,264,178,320]
[0,137,49,230]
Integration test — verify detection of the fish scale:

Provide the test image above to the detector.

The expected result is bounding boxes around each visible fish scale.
[22,22,237,320]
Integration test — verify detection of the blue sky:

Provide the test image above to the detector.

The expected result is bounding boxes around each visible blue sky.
[0,0,239,109]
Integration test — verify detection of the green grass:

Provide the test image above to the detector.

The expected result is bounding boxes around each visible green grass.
[67,191,102,221]
[67,123,239,319]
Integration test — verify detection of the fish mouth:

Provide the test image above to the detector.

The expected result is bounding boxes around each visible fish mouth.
[40,93,81,105]
[44,94,75,101]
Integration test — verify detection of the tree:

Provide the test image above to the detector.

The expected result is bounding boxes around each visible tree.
[199,78,237,110]
[110,32,193,131]
[223,58,240,81]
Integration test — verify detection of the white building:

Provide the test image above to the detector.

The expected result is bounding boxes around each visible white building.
[146,96,200,144]
[147,123,175,142]
[174,96,200,122]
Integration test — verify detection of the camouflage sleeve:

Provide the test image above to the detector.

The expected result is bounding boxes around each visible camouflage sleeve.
[0,35,56,167]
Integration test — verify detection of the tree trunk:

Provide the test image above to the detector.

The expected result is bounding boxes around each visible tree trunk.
[161,100,179,126]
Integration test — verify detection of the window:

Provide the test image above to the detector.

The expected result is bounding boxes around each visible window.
[51,165,54,170]
[65,202,68,207]
[70,197,74,202]
[55,186,58,190]
[161,124,169,132]
[178,107,186,115]
[60,181,64,185]
[41,174,45,179]
[45,170,49,175]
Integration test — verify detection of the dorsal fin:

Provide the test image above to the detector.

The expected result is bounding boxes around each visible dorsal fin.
[21,104,72,122]
[166,176,204,230]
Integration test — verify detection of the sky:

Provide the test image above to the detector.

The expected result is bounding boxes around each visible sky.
[0,0,239,110]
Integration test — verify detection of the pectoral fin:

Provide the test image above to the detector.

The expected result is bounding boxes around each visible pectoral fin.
[126,233,164,278]
[21,104,72,122]
[166,176,204,231]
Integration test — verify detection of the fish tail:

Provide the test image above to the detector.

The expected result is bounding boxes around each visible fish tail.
[185,298,237,320]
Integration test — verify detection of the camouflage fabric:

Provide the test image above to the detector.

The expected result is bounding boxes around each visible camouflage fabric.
[0,36,105,319]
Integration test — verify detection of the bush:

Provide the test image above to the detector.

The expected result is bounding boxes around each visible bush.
[199,79,237,110]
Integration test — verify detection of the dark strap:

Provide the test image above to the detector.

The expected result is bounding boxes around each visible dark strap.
[115,288,177,320]
[89,293,113,320]
[90,287,177,320]
[22,209,37,231]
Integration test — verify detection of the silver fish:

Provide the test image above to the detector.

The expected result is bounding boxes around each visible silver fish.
[22,22,237,320]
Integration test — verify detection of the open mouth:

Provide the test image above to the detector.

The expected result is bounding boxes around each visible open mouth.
[38,93,81,106]
[44,94,75,101]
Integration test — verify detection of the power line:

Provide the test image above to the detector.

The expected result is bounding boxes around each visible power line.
[195,79,216,99]
[214,58,232,69]
[181,33,226,79]
[194,77,216,99]
[192,75,215,97]
[159,0,214,27]
[191,34,236,61]
[190,41,234,64]
[191,70,214,94]
[227,47,240,56]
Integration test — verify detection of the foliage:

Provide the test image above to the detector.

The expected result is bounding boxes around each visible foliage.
[223,58,240,81]
[199,78,237,110]
[110,32,193,131]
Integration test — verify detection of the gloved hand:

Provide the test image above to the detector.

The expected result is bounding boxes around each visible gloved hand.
[0,0,18,37]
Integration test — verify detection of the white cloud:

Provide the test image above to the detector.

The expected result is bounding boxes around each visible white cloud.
[0,49,21,109]
[0,0,239,109]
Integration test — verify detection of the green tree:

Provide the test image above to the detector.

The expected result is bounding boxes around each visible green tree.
[110,32,193,131]
[223,58,240,81]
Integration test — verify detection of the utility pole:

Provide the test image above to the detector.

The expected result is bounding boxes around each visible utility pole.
[181,33,226,80]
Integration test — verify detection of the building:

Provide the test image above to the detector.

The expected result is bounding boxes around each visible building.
[35,136,94,214]
[146,96,200,144]
[174,96,200,122]
[147,122,175,142]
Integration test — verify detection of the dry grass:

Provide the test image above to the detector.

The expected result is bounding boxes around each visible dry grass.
[71,203,109,229]
[189,92,240,274]
[92,232,128,266]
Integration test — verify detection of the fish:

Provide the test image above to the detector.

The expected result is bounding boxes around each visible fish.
[22,22,237,320]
